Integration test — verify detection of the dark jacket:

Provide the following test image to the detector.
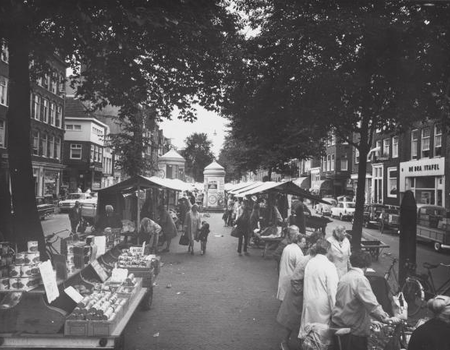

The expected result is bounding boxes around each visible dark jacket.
[69,206,82,223]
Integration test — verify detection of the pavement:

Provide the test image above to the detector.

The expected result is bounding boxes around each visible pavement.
[123,212,285,350]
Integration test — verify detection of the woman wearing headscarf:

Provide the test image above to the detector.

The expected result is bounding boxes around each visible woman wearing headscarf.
[327,225,352,279]
[184,203,202,255]
[408,295,450,350]
[298,239,339,340]
[138,217,162,253]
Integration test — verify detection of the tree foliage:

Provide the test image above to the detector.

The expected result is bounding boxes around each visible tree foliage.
[229,0,450,247]
[0,0,240,253]
[180,133,215,183]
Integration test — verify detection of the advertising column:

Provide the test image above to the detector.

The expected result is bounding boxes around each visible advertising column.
[203,161,225,211]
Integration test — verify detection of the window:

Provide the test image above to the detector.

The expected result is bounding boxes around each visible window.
[41,133,47,157]
[387,167,398,198]
[383,139,390,157]
[355,149,359,164]
[70,144,82,159]
[43,73,50,90]
[327,154,331,172]
[66,124,73,130]
[74,125,81,131]
[32,130,39,155]
[1,43,8,63]
[0,120,5,147]
[58,73,65,95]
[51,71,57,94]
[411,129,418,159]
[50,102,56,125]
[49,136,54,158]
[91,145,95,161]
[41,98,49,123]
[421,127,430,158]
[341,158,348,171]
[0,76,8,106]
[331,154,335,171]
[392,136,399,158]
[434,124,442,157]
[55,137,61,159]
[31,94,41,120]
[56,105,62,128]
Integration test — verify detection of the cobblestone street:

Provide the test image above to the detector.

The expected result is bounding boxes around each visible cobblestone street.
[124,212,285,350]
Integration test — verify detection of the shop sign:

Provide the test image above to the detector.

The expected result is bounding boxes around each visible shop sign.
[400,158,445,177]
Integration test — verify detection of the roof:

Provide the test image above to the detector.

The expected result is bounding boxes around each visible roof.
[159,149,185,162]
[97,175,185,195]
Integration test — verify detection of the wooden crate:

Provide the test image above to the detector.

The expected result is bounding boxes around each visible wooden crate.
[64,319,89,337]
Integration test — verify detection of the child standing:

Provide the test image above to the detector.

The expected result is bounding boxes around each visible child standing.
[198,221,210,255]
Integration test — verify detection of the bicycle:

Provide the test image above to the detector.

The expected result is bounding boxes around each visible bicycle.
[383,257,425,317]
[402,261,450,314]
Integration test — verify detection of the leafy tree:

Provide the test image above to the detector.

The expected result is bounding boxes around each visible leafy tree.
[230,0,450,248]
[0,0,239,254]
[180,133,215,182]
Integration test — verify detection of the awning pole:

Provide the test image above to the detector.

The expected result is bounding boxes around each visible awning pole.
[137,179,141,242]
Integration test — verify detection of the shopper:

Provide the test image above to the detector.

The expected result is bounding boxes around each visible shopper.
[299,239,339,340]
[184,203,202,255]
[331,250,400,350]
[235,199,251,256]
[294,197,311,234]
[198,221,210,255]
[407,295,450,350]
[138,217,162,253]
[277,226,304,301]
[327,225,351,279]
[157,205,178,253]
[68,201,82,233]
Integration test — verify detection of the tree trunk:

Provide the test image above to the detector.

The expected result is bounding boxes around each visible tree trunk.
[7,23,47,258]
[351,129,371,250]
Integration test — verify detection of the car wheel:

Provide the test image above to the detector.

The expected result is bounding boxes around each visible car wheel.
[434,242,442,252]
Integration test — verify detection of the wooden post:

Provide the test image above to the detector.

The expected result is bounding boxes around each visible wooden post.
[399,190,417,287]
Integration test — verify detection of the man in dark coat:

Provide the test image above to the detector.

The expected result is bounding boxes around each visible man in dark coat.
[69,201,82,233]
[293,197,311,234]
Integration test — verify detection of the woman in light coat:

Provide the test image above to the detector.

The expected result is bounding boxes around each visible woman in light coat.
[298,239,339,340]
[327,225,351,279]
[184,204,202,255]
[276,226,305,301]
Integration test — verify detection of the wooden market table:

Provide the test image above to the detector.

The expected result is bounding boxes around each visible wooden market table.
[0,288,147,349]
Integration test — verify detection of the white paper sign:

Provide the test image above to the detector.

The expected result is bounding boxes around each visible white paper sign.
[38,260,60,304]
[64,286,83,303]
[110,267,128,283]
[94,236,106,256]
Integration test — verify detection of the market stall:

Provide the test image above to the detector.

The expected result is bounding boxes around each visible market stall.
[0,236,159,349]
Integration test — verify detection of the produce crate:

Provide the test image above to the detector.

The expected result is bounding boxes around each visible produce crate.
[88,304,125,337]
[64,319,89,337]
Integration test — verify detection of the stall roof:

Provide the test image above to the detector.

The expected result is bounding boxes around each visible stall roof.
[238,180,329,204]
[98,175,184,195]
[227,182,255,194]
[232,182,264,196]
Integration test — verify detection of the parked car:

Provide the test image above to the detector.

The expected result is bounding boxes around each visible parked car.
[362,203,387,228]
[380,205,400,233]
[336,195,353,203]
[36,195,56,220]
[58,193,96,212]
[416,204,450,252]
[315,198,338,216]
[331,201,356,221]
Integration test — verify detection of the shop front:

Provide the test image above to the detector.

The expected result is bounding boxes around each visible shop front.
[399,157,445,207]
[32,162,64,198]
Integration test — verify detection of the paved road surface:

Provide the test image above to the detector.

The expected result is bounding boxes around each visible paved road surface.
[123,212,285,350]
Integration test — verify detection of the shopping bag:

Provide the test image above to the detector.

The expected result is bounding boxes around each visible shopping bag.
[392,292,408,320]
[179,232,189,246]
[301,323,332,350]
[230,225,240,238]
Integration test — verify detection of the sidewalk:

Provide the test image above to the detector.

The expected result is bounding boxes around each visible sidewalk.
[123,212,285,350]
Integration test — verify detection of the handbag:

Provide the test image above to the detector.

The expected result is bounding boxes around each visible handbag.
[230,225,240,238]
[392,292,408,320]
[179,232,189,246]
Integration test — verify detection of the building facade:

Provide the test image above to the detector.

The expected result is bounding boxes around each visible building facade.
[62,97,110,193]
[0,43,66,198]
